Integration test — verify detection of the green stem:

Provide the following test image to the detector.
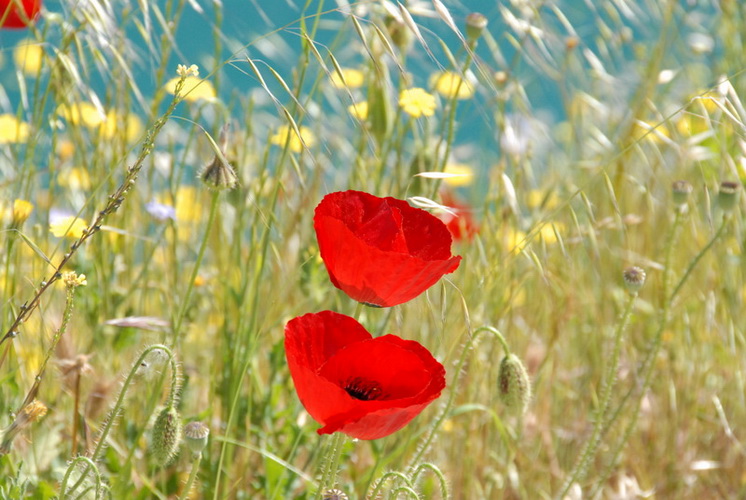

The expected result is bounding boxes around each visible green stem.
[316,432,345,499]
[64,345,176,496]
[591,216,728,496]
[367,471,415,500]
[179,452,203,500]
[556,291,637,499]
[60,457,102,500]
[410,462,449,499]
[408,326,509,471]
[172,190,220,346]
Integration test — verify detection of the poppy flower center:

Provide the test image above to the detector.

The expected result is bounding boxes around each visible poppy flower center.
[344,376,385,401]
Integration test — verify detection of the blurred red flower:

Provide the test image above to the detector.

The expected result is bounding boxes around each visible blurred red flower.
[285,310,445,440]
[314,190,461,307]
[1,0,41,29]
[439,190,479,242]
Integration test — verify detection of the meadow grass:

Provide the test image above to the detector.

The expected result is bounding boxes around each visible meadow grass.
[1,0,745,498]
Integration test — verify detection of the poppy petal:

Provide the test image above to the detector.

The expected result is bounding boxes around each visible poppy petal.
[314,191,461,307]
[284,311,446,440]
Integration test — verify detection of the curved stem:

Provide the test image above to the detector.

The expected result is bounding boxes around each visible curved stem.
[65,345,176,496]
[367,471,415,500]
[408,326,509,471]
[410,462,449,499]
[60,456,101,500]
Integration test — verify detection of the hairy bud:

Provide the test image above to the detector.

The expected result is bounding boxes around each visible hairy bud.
[151,407,182,465]
[498,354,531,415]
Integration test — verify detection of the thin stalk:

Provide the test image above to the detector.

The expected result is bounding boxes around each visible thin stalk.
[172,190,221,346]
[555,291,637,499]
[410,462,449,499]
[315,432,345,499]
[179,452,203,500]
[367,472,415,500]
[65,345,176,496]
[591,215,728,496]
[408,326,509,471]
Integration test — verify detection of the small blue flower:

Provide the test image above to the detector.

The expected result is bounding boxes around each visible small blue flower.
[146,200,176,222]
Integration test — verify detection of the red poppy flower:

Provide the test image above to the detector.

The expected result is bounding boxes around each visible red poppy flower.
[284,310,446,440]
[313,190,461,307]
[1,0,41,29]
[439,189,479,242]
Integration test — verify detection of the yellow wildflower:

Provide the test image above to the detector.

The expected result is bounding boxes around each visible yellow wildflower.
[431,71,476,99]
[527,190,561,211]
[50,216,87,238]
[176,64,200,78]
[0,114,31,144]
[99,111,143,142]
[270,125,316,153]
[13,40,44,74]
[57,102,105,128]
[57,140,75,161]
[62,271,87,287]
[347,101,369,121]
[502,227,527,254]
[12,199,34,225]
[164,76,216,102]
[442,163,474,186]
[399,88,436,118]
[58,167,91,191]
[632,120,670,144]
[538,222,565,245]
[330,68,365,89]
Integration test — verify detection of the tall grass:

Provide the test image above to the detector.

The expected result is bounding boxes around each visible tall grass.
[1,0,745,498]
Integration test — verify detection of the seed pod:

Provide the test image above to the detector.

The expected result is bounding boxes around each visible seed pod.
[183,421,209,456]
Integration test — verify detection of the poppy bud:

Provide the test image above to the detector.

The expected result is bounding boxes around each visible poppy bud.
[151,407,182,465]
[200,155,238,191]
[200,125,237,191]
[622,266,646,294]
[718,181,740,213]
[384,16,412,51]
[322,489,349,500]
[465,13,488,41]
[498,354,531,415]
[183,421,209,456]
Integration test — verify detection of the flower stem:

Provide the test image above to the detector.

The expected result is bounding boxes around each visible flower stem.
[316,432,345,499]
[556,290,637,499]
[179,452,203,500]
[64,345,176,496]
[172,190,220,346]
[408,325,509,471]
[590,215,728,496]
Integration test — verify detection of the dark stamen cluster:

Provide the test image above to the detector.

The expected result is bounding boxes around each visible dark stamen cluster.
[344,377,384,401]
